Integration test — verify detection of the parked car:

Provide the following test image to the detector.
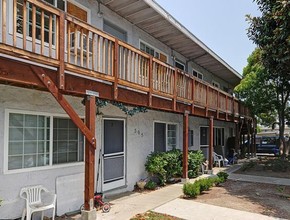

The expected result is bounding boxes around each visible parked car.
[256,136,280,156]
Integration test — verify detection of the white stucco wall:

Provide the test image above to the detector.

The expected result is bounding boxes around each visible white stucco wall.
[0,80,235,218]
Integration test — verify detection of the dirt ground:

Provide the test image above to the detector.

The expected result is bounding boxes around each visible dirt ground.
[194,159,290,220]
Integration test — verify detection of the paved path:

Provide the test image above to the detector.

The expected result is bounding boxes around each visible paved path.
[154,198,285,220]
[69,165,290,220]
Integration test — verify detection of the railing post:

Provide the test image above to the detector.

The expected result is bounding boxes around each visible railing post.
[58,12,65,90]
[232,97,235,121]
[148,56,153,106]
[217,91,220,119]
[113,39,119,100]
[173,68,177,111]
[2,0,7,44]
[191,78,195,114]
[205,85,209,117]
[225,95,228,121]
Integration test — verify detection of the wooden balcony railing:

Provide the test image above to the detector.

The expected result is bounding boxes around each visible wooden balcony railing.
[0,0,251,118]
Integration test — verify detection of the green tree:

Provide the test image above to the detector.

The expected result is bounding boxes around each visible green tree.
[238,0,290,157]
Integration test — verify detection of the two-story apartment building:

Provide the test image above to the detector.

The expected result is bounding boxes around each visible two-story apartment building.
[0,0,253,218]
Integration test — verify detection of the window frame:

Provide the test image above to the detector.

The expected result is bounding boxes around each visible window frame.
[192,70,203,80]
[199,126,225,147]
[4,109,85,174]
[175,59,185,71]
[139,40,168,62]
[153,121,179,152]
[212,80,220,89]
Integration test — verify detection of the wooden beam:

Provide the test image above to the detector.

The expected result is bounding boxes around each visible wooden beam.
[182,112,189,179]
[2,0,7,44]
[208,117,214,170]
[58,12,65,90]
[84,95,96,211]
[30,66,96,147]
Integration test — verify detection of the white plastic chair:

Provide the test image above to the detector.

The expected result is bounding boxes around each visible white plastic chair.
[213,152,225,167]
[20,185,56,220]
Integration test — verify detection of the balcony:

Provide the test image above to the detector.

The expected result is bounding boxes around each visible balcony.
[0,0,251,120]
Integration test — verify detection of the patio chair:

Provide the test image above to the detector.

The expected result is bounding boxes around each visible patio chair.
[20,185,56,220]
[213,152,225,167]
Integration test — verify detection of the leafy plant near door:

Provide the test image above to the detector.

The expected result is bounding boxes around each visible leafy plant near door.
[145,149,204,186]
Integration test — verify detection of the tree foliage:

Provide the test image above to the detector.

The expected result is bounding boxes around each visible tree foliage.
[236,0,290,157]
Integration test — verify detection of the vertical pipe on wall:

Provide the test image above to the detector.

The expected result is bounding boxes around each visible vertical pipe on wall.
[208,116,214,170]
[182,112,189,179]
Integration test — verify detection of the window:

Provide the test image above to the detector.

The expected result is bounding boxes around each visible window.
[214,127,224,146]
[6,111,84,171]
[154,122,178,152]
[200,126,224,146]
[175,60,185,71]
[212,81,220,89]
[192,70,203,80]
[200,127,209,146]
[104,20,127,42]
[140,41,167,62]
[15,0,64,44]
[189,130,194,147]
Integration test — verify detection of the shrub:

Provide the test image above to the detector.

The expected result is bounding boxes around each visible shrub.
[163,149,182,179]
[269,159,290,172]
[145,150,205,185]
[145,180,157,190]
[145,152,167,185]
[195,178,213,192]
[217,171,229,181]
[183,182,200,198]
[188,151,205,178]
[241,161,257,171]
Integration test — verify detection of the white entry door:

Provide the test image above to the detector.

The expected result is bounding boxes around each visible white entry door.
[102,119,126,191]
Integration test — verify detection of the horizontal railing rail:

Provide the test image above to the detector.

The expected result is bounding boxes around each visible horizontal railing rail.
[0,0,250,118]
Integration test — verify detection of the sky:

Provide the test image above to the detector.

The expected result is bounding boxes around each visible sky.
[154,0,261,75]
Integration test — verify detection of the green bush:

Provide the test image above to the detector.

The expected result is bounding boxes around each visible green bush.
[195,178,213,192]
[216,171,229,183]
[163,149,182,179]
[188,151,205,178]
[241,161,257,171]
[145,150,205,185]
[145,180,157,190]
[183,182,200,198]
[145,152,168,185]
[268,159,290,172]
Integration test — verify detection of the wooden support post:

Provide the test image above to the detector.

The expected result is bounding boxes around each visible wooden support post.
[235,122,240,153]
[225,96,228,121]
[84,95,96,211]
[208,116,214,170]
[148,56,153,106]
[58,12,65,90]
[113,39,119,100]
[247,121,251,158]
[182,112,189,179]
[30,66,95,147]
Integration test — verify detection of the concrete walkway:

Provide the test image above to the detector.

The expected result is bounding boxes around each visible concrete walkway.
[69,165,290,220]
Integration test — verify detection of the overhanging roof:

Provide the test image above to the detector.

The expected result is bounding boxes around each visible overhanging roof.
[102,0,242,86]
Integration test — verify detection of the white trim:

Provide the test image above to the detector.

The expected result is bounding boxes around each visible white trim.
[192,70,203,80]
[175,59,185,71]
[153,120,179,152]
[4,109,85,174]
[139,39,168,62]
[102,117,126,192]
[212,80,220,89]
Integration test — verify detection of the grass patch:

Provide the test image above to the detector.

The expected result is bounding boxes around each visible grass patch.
[131,211,183,220]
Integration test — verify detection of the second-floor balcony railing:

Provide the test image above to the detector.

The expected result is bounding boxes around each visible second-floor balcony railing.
[0,0,250,117]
